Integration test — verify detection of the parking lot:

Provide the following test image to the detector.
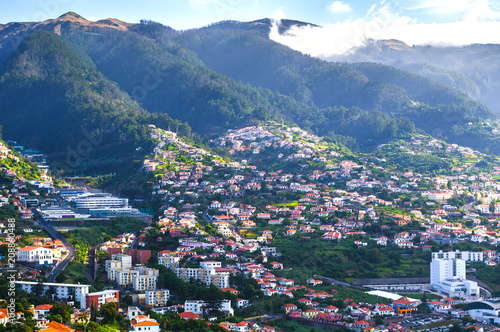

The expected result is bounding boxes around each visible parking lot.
[400,316,457,331]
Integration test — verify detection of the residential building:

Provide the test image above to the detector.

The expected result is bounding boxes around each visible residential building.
[175,268,229,289]
[86,290,119,310]
[15,281,90,309]
[184,300,234,316]
[16,246,54,265]
[130,315,160,332]
[145,289,170,307]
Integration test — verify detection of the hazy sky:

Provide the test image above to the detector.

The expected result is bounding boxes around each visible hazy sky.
[2,0,500,55]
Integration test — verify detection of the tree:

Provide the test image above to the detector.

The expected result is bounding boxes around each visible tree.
[47,314,63,323]
[203,286,225,318]
[461,315,475,325]
[99,303,118,324]
[375,316,384,325]
[449,323,466,332]
[49,303,72,323]
[33,280,45,297]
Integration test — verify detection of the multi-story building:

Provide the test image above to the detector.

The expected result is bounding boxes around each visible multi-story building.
[110,254,133,269]
[15,281,89,309]
[158,255,180,269]
[16,246,54,265]
[107,266,158,291]
[105,260,122,271]
[174,268,229,289]
[86,290,119,310]
[184,300,233,316]
[145,289,170,307]
[132,275,157,291]
[73,195,128,210]
[199,261,221,269]
[430,257,479,299]
[432,250,484,262]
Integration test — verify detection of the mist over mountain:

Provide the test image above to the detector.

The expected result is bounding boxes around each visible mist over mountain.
[321,39,500,113]
[0,12,499,173]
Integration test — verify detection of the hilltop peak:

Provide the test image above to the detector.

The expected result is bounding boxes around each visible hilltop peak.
[57,12,88,22]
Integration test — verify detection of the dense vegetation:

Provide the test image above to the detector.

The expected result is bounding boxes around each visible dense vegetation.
[0,15,498,174]
[0,31,189,175]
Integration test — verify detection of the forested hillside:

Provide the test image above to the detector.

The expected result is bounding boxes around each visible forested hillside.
[0,13,498,172]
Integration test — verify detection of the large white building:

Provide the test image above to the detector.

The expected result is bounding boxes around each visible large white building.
[432,250,484,262]
[145,289,170,307]
[38,207,90,220]
[16,246,54,265]
[107,266,158,291]
[110,254,133,269]
[467,299,500,324]
[174,268,229,289]
[430,256,479,299]
[15,281,90,309]
[132,275,157,291]
[184,299,233,316]
[73,195,128,210]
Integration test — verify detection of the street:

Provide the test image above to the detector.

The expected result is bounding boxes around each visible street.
[33,209,76,282]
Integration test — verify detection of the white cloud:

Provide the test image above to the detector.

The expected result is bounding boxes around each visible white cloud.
[269,1,500,57]
[87,17,98,22]
[270,7,286,24]
[408,0,499,20]
[327,1,353,13]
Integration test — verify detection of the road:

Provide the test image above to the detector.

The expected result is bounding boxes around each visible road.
[314,274,370,290]
[34,209,76,282]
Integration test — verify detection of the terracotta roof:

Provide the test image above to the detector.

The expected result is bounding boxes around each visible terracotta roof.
[43,321,75,332]
[131,320,160,326]
[0,309,7,319]
[179,312,199,319]
[35,304,54,310]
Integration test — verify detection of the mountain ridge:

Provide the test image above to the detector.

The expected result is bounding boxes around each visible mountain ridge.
[1,13,499,174]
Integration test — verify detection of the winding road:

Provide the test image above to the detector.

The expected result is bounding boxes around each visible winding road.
[34,209,76,282]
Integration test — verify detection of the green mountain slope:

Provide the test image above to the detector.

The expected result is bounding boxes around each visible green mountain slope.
[0,14,498,163]
[0,31,177,174]
[175,20,490,118]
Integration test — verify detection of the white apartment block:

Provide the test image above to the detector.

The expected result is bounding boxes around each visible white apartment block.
[145,289,170,307]
[184,299,233,316]
[110,254,133,269]
[15,281,89,309]
[108,266,158,291]
[199,261,222,269]
[132,275,157,291]
[174,268,229,289]
[105,260,122,271]
[432,250,484,262]
[16,246,54,265]
[158,256,180,269]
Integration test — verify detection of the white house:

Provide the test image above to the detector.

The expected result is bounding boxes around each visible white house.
[184,299,234,316]
[130,315,160,332]
[16,246,54,265]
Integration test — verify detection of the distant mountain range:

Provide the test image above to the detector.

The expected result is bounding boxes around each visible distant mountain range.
[324,39,500,113]
[0,12,499,173]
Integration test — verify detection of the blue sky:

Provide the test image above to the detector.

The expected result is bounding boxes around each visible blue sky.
[2,0,500,56]
[2,0,499,29]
